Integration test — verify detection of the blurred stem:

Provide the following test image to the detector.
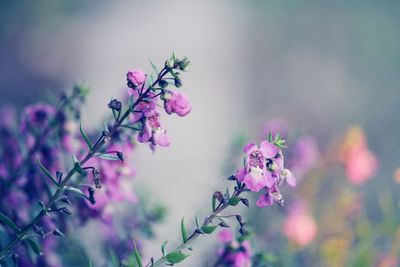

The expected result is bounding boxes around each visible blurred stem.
[0,67,169,260]
[150,186,245,267]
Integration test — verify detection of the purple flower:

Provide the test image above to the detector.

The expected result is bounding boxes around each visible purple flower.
[237,141,278,192]
[20,103,56,133]
[127,69,146,88]
[137,108,170,151]
[163,90,191,117]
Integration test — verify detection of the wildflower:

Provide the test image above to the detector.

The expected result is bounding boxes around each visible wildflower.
[137,108,170,151]
[127,69,146,88]
[163,90,191,117]
[236,141,278,192]
[20,103,56,133]
[217,229,252,267]
[340,127,378,185]
[283,201,317,246]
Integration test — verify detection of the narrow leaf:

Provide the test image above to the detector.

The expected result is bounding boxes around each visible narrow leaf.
[26,238,43,256]
[229,196,241,206]
[181,217,188,243]
[37,159,58,186]
[201,225,218,234]
[165,252,190,264]
[161,241,168,257]
[93,153,120,161]
[132,239,143,267]
[150,60,159,74]
[80,123,93,151]
[73,156,83,174]
[0,211,21,233]
[212,194,216,212]
[195,216,199,228]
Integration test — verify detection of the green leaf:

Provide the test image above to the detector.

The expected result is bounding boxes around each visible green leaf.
[150,60,160,74]
[212,194,216,212]
[181,217,188,243]
[0,211,21,233]
[37,159,59,186]
[165,252,190,264]
[131,239,143,267]
[93,153,120,161]
[26,238,43,256]
[73,156,83,174]
[228,196,241,206]
[195,216,199,228]
[161,241,168,257]
[201,225,218,234]
[88,258,93,267]
[80,123,93,151]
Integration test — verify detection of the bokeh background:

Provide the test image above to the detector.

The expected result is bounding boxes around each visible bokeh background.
[1,1,399,266]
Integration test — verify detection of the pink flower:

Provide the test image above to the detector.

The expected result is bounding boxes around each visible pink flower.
[340,127,378,185]
[127,69,146,88]
[283,201,317,246]
[239,141,279,192]
[163,91,191,117]
[345,147,377,185]
[137,108,170,151]
[218,229,233,244]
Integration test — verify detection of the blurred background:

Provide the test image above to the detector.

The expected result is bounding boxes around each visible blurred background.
[1,1,400,266]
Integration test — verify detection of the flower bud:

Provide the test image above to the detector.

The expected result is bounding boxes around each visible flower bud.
[108,99,122,111]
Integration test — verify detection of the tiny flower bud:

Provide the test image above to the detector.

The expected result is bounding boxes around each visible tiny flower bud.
[227,175,236,181]
[213,191,224,202]
[88,187,96,205]
[235,215,243,225]
[93,168,102,189]
[241,198,250,207]
[108,99,122,111]
[219,221,229,228]
[53,229,65,237]
[174,73,182,88]
[158,80,168,88]
[61,207,72,215]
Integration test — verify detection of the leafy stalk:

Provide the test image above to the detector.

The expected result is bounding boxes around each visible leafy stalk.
[0,66,171,260]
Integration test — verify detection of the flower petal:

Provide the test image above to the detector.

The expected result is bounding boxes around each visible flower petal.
[259,140,279,159]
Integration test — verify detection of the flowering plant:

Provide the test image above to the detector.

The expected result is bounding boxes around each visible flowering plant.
[0,55,296,267]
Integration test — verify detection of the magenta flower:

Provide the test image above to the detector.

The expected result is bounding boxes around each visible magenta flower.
[237,141,278,192]
[20,103,56,133]
[218,229,234,244]
[163,90,191,117]
[283,201,317,246]
[127,69,146,88]
[137,108,170,151]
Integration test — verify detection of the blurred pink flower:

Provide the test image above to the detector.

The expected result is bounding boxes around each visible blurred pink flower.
[218,229,233,244]
[127,69,146,87]
[340,127,378,185]
[283,201,317,246]
[163,90,191,117]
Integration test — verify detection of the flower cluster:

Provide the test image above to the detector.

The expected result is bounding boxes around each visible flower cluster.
[125,56,191,152]
[0,55,191,266]
[236,135,296,207]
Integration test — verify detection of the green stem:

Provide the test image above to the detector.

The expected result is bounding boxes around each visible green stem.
[150,188,244,266]
[0,66,170,260]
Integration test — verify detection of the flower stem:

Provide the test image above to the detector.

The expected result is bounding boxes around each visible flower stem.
[0,67,169,260]
[150,187,245,266]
